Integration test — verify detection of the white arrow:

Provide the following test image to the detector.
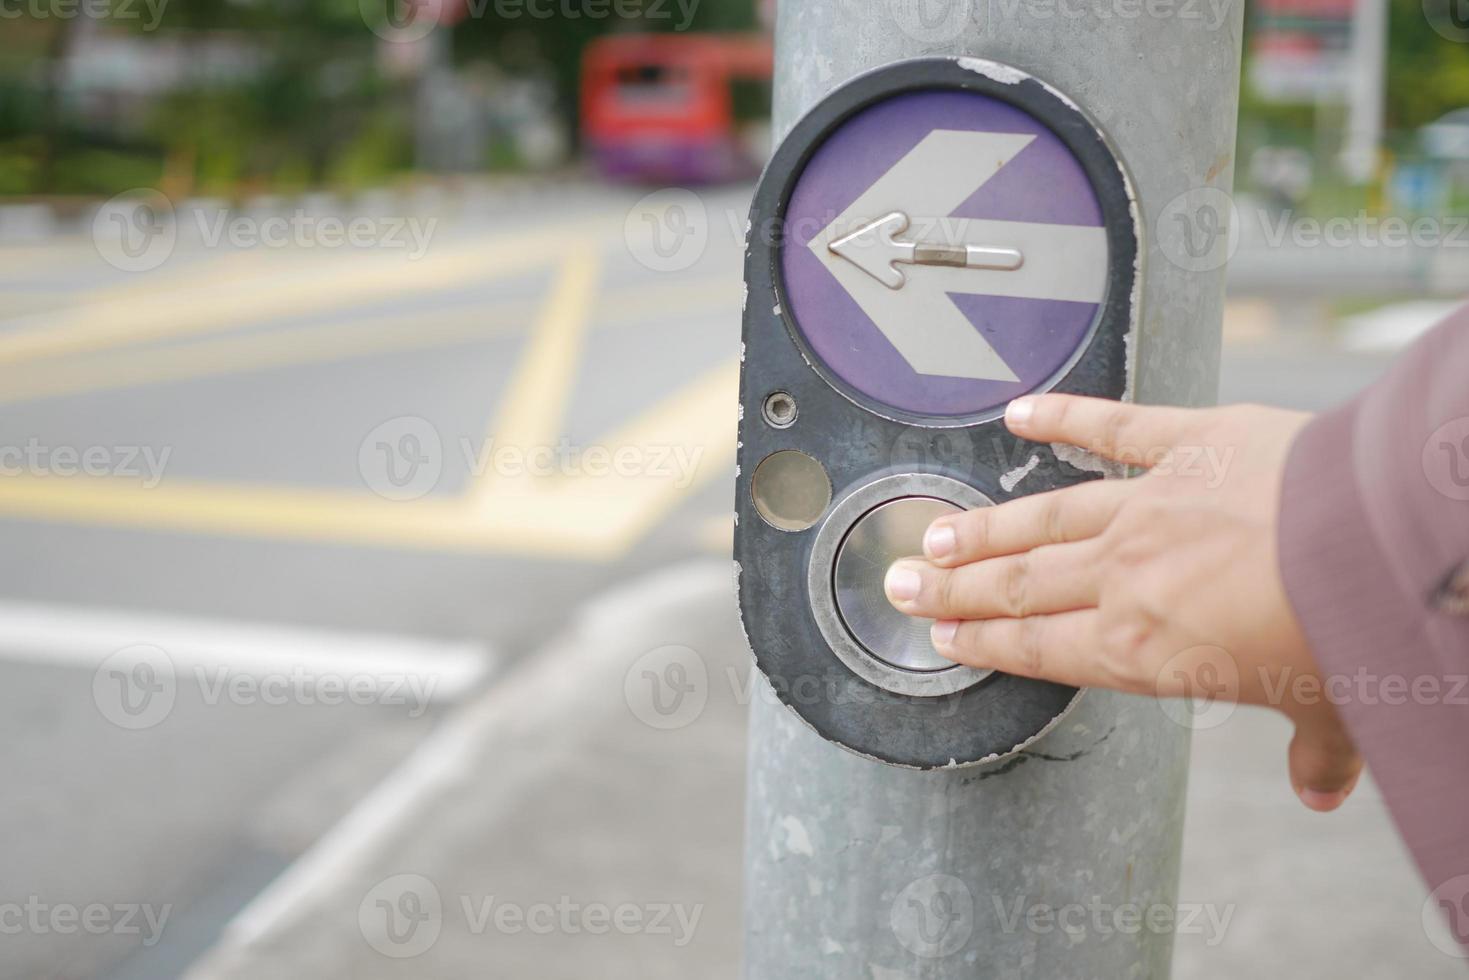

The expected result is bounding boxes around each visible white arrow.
[829,211,1025,289]
[808,129,1109,382]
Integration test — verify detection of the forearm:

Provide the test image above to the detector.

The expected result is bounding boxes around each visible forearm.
[1278,309,1469,901]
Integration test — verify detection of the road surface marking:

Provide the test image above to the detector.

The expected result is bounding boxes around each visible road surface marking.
[0,358,738,558]
[698,512,735,553]
[216,558,730,949]
[471,246,601,506]
[0,599,491,699]
[0,305,534,404]
[0,221,593,367]
[0,273,741,405]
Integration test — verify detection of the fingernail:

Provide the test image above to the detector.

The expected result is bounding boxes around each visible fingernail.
[924,523,956,559]
[884,564,922,603]
[1298,788,1349,812]
[1006,397,1036,428]
[931,620,959,649]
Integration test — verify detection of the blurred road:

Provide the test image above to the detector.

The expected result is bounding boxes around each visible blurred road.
[0,181,750,979]
[0,179,1439,978]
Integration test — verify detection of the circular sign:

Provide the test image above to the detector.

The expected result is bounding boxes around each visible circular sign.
[776,60,1136,423]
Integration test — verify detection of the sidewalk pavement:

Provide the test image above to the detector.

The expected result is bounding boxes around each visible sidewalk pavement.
[183,559,1461,979]
[184,560,747,980]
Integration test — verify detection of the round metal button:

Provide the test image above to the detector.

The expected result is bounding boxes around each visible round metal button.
[806,473,994,698]
[834,497,959,672]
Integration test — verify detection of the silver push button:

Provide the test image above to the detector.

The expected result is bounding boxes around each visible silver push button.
[834,497,961,672]
[806,473,994,698]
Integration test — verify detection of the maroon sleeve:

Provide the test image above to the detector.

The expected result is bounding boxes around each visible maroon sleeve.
[1278,308,1469,941]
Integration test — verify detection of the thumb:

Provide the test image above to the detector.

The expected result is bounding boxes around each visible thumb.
[1287,710,1363,812]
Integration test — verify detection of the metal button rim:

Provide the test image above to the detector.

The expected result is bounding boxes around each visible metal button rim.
[834,496,963,672]
[807,473,995,698]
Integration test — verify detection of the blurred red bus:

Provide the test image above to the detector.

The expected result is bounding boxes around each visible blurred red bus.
[580,33,773,184]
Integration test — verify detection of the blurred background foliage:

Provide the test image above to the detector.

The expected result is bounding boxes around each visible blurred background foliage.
[0,0,757,197]
[0,0,1462,199]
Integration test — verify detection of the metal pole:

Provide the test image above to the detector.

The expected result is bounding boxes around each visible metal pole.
[1341,0,1387,185]
[743,2,1245,976]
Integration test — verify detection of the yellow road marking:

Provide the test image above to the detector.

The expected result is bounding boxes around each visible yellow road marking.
[471,246,602,506]
[0,273,741,406]
[548,358,740,554]
[697,512,734,553]
[0,304,534,405]
[0,359,739,559]
[0,223,589,367]
[0,225,742,559]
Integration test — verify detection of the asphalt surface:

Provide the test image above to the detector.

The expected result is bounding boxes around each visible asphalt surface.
[0,181,749,980]
[0,178,1439,979]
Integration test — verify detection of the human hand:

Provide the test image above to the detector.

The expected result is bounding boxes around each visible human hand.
[883,394,1362,811]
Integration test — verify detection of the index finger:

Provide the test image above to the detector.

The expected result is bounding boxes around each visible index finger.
[1005,394,1203,464]
[923,477,1132,566]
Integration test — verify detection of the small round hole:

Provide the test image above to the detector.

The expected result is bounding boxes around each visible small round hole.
[751,450,830,532]
[762,391,798,429]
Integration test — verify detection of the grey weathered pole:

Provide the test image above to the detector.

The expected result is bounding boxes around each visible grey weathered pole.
[742,1,1245,976]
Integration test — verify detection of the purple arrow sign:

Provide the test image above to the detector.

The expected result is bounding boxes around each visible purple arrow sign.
[780,88,1108,418]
